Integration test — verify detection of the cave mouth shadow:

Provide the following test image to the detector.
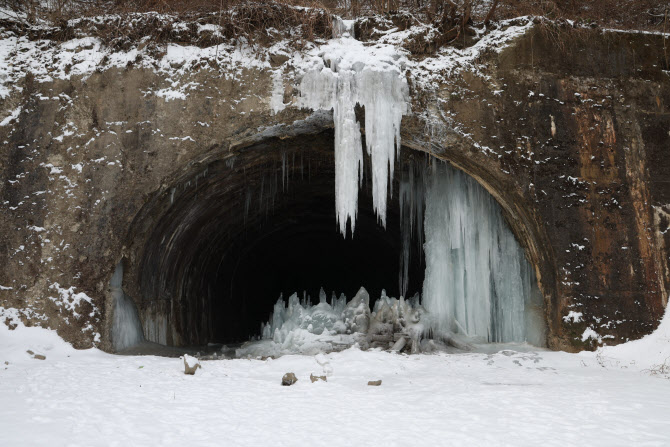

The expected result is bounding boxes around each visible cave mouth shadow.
[211,175,424,345]
[124,130,425,349]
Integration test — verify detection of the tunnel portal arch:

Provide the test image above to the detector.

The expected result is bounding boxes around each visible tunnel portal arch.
[109,127,558,350]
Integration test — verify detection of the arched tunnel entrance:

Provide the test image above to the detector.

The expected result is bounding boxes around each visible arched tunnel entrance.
[120,130,425,349]
[114,129,547,354]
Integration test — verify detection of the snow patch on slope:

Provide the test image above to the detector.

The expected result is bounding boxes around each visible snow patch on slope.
[0,34,269,101]
[0,106,21,126]
[270,68,286,114]
[48,283,95,319]
[593,303,670,375]
[0,311,82,365]
[407,18,534,90]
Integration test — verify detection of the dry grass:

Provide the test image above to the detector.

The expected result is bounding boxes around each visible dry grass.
[0,0,667,52]
[495,0,668,31]
[6,1,667,30]
[1,0,334,49]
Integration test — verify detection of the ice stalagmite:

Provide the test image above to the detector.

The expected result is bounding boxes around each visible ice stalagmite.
[422,162,544,345]
[299,19,408,236]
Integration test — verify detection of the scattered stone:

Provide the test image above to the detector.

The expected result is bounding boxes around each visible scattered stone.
[282,372,298,386]
[368,380,382,386]
[269,53,289,67]
[182,354,201,375]
[26,350,45,360]
[310,374,327,383]
[4,361,9,365]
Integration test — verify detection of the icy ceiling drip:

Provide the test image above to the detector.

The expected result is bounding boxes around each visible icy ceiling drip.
[399,157,426,299]
[299,19,409,236]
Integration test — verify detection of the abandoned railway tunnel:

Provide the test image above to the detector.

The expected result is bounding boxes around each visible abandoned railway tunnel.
[0,24,668,354]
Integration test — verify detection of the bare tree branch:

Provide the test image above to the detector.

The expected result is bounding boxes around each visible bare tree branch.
[484,0,499,24]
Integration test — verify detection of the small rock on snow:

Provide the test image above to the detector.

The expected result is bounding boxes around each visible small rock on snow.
[282,372,298,386]
[310,374,327,383]
[368,380,382,386]
[182,354,201,375]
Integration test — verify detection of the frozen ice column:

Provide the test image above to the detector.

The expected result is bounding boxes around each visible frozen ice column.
[110,261,144,351]
[422,162,543,344]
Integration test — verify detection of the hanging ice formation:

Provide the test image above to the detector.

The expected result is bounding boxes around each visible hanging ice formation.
[299,18,409,236]
[422,162,544,345]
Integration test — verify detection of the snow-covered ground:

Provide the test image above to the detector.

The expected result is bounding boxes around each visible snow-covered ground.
[2,310,670,446]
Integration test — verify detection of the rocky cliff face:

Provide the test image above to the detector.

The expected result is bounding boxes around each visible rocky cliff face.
[416,28,670,350]
[0,17,668,351]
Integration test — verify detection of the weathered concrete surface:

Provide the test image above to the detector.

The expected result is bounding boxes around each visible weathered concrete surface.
[0,25,668,351]
[410,28,670,350]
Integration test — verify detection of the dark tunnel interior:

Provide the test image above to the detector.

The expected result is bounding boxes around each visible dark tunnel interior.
[214,190,421,344]
[127,130,426,347]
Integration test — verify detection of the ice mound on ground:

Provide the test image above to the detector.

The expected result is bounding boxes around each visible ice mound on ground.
[237,287,428,358]
[369,291,426,353]
[374,291,426,338]
[259,287,373,345]
[343,287,371,333]
[238,288,361,358]
[260,289,348,343]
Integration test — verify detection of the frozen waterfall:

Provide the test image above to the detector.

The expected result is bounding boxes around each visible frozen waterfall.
[110,261,144,351]
[299,19,408,236]
[422,162,544,345]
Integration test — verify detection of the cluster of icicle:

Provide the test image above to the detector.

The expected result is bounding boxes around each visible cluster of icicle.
[299,18,409,236]
[242,150,305,225]
[398,157,426,299]
[258,287,426,353]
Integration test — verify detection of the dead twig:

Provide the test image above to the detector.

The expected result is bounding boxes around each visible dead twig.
[484,0,499,25]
